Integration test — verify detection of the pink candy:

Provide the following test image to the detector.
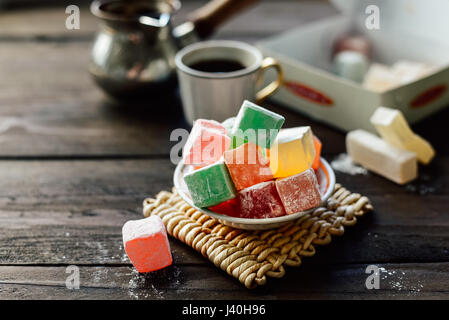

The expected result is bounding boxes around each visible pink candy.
[275,168,322,214]
[238,181,286,219]
[183,119,230,168]
[122,215,172,273]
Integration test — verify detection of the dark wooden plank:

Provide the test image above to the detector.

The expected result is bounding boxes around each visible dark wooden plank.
[0,41,190,157]
[0,39,445,157]
[0,223,205,266]
[0,1,337,39]
[0,160,448,266]
[0,36,262,158]
[0,1,445,158]
[0,158,446,210]
[0,7,95,39]
[0,160,175,204]
[0,1,338,158]
[3,214,449,265]
[0,159,205,265]
[1,263,448,299]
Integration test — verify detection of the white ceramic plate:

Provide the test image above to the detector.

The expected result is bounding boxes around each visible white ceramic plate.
[173,158,336,230]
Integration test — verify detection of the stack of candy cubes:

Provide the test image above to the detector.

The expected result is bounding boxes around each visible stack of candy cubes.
[183,100,324,219]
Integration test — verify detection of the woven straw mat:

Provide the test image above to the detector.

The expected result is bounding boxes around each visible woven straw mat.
[142,183,373,289]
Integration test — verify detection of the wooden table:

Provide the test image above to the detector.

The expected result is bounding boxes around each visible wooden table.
[0,1,448,300]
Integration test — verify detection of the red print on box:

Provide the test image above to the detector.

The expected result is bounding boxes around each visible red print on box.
[410,84,447,108]
[284,81,333,106]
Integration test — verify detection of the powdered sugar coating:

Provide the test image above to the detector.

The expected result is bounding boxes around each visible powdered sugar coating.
[238,181,286,219]
[275,168,322,214]
[195,119,227,133]
[122,215,166,244]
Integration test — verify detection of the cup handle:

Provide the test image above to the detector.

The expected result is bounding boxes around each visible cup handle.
[255,57,283,103]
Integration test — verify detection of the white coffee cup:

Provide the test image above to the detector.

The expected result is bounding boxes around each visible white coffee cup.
[175,40,283,125]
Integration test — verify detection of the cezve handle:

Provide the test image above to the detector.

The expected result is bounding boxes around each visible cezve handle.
[189,0,259,39]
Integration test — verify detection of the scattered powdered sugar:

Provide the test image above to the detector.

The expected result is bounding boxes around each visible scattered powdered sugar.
[83,241,110,263]
[127,265,182,300]
[121,252,130,263]
[404,166,440,195]
[91,267,117,288]
[122,215,164,243]
[331,153,367,175]
[405,183,436,195]
[128,269,150,300]
[120,244,130,263]
[128,269,164,300]
[379,267,424,293]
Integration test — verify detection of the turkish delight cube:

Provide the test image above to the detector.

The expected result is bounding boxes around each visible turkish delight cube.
[238,180,286,219]
[184,161,237,207]
[230,100,284,148]
[122,215,172,273]
[275,168,322,214]
[183,119,230,167]
[223,142,273,191]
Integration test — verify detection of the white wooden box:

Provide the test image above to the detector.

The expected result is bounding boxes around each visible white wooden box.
[258,0,449,132]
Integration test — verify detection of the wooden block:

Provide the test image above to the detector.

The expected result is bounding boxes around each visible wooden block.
[370,106,435,164]
[346,130,418,184]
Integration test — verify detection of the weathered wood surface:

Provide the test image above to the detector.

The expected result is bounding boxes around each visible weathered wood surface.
[0,1,338,157]
[0,1,337,38]
[1,263,448,299]
[0,1,448,300]
[0,159,448,299]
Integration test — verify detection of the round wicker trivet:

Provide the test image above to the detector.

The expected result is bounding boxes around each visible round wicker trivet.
[142,183,373,288]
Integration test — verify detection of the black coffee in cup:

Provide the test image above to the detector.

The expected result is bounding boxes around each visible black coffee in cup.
[175,40,283,125]
[189,59,245,73]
